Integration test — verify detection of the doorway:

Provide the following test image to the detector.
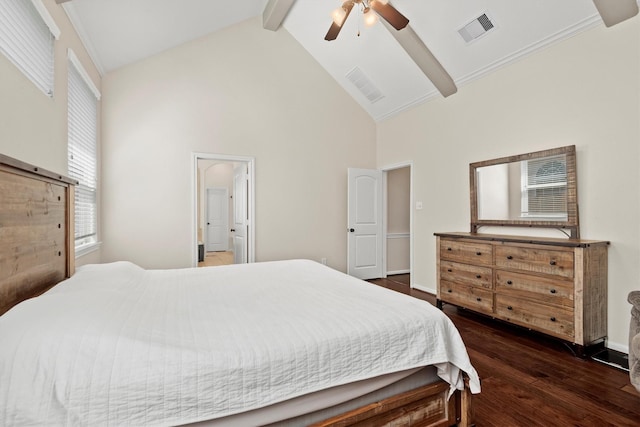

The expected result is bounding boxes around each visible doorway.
[346,162,412,282]
[192,153,255,267]
[384,164,411,278]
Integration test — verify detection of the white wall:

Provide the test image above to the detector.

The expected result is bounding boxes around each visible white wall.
[377,20,639,351]
[101,17,376,271]
[0,0,102,267]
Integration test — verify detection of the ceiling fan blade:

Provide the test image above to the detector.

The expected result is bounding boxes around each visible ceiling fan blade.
[56,0,73,3]
[324,22,344,41]
[325,2,354,41]
[592,0,638,27]
[370,1,409,31]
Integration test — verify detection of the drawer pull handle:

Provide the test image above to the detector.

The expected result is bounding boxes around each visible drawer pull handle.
[550,317,556,322]
[506,280,513,285]
[476,298,482,302]
[447,269,453,272]
[506,255,513,260]
[447,247,452,251]
[549,260,557,266]
[476,274,481,279]
[550,289,557,294]
[476,252,482,256]
[447,289,452,293]
[507,306,513,310]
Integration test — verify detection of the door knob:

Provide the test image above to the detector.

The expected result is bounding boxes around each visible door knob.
[349,228,355,232]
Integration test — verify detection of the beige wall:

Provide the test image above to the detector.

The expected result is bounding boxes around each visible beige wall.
[377,20,639,351]
[387,167,410,233]
[101,17,376,271]
[0,0,102,267]
[3,3,635,352]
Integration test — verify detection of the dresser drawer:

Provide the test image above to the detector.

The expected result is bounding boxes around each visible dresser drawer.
[441,260,492,289]
[496,294,574,340]
[440,281,493,313]
[495,270,573,308]
[440,239,492,266]
[495,245,574,278]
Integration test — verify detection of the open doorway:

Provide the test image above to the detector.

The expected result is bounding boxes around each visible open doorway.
[192,153,255,267]
[384,164,411,278]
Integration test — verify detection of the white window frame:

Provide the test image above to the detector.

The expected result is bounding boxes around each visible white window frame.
[0,0,60,96]
[67,49,101,256]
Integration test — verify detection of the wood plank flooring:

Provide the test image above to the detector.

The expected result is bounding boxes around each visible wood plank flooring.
[368,274,640,427]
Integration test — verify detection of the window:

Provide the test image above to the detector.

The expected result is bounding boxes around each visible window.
[68,50,100,254]
[521,155,568,220]
[0,0,60,96]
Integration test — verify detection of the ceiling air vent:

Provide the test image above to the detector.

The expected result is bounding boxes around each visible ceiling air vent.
[346,67,384,104]
[458,13,495,43]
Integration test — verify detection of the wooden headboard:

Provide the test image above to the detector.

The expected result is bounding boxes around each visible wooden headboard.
[0,154,76,316]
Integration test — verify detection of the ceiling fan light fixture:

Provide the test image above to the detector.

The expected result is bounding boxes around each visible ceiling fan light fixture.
[331,7,348,26]
[363,8,378,27]
[325,0,406,40]
[331,7,347,27]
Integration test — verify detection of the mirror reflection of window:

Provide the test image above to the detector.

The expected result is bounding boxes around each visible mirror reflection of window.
[520,155,568,220]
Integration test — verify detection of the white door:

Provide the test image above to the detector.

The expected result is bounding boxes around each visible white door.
[206,188,229,252]
[233,164,248,264]
[347,168,383,279]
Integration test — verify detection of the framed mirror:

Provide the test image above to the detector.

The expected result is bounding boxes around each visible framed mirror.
[470,145,579,238]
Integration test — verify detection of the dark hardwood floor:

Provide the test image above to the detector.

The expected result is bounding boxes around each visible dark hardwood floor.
[368,274,640,427]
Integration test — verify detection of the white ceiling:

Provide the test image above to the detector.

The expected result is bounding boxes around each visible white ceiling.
[61,0,624,121]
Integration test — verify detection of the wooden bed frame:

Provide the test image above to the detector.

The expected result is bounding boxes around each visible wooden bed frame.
[312,378,473,427]
[0,153,473,427]
[0,153,76,316]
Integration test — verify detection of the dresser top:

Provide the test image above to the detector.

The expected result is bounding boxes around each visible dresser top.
[434,232,609,248]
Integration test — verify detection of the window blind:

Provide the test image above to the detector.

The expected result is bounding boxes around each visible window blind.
[522,155,568,218]
[0,0,58,96]
[68,57,98,250]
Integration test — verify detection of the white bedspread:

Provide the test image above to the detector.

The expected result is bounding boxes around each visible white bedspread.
[0,260,480,426]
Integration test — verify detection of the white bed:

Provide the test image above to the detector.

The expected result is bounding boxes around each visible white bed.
[0,259,480,426]
[0,154,478,426]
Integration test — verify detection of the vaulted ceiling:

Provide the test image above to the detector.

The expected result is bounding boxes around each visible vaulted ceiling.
[59,0,638,121]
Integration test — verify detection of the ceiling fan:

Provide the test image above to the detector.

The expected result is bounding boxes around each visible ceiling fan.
[325,0,408,41]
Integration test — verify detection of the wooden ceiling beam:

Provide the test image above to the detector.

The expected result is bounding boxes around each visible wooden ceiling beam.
[381,21,457,98]
[263,0,297,31]
[592,0,639,27]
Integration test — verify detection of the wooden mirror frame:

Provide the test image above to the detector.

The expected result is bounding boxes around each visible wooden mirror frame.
[470,145,579,238]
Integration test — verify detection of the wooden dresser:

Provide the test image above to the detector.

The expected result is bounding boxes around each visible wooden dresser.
[435,232,608,354]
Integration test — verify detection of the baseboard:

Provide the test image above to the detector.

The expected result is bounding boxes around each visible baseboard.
[412,283,436,295]
[606,340,629,355]
[387,269,410,275]
[591,348,629,372]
